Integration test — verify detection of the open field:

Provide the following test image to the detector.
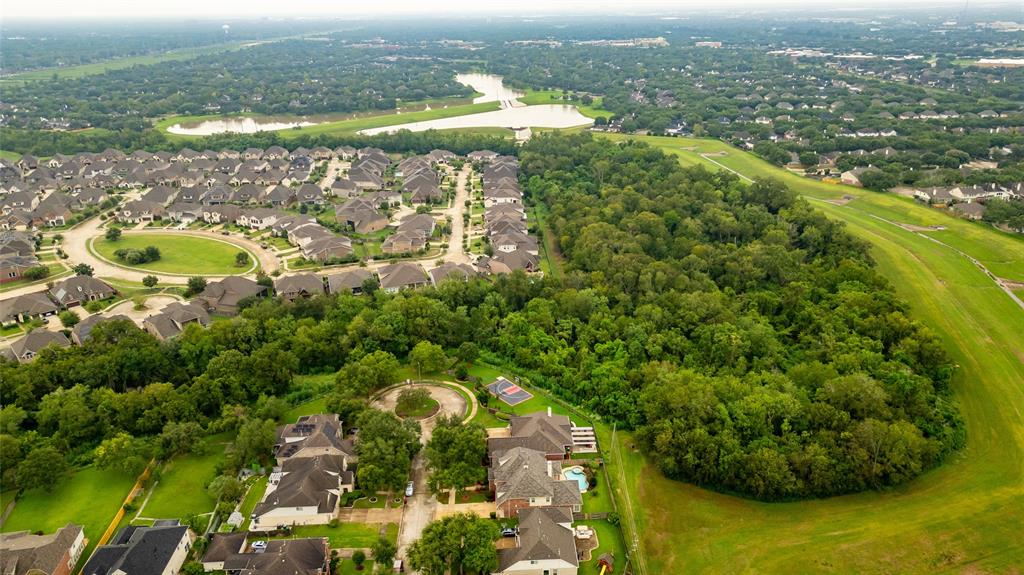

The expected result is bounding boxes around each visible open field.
[1,466,136,562]
[141,447,223,520]
[519,89,613,120]
[594,134,1024,573]
[92,233,253,275]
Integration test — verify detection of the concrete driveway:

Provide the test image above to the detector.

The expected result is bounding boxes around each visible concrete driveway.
[372,384,469,569]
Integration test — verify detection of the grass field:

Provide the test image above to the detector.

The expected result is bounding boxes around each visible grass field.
[519,89,613,120]
[578,519,628,575]
[278,522,389,548]
[142,442,226,519]
[594,134,1024,573]
[92,233,254,275]
[1,466,136,562]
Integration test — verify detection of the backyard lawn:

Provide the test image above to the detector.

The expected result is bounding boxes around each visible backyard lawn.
[577,520,628,575]
[339,559,375,575]
[280,522,391,548]
[141,441,226,519]
[92,233,255,275]
[1,466,136,561]
[239,475,269,530]
[285,396,329,423]
[581,477,614,514]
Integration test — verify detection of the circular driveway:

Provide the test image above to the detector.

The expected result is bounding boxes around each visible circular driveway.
[373,383,468,440]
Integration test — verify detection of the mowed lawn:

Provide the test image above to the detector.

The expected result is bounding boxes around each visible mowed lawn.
[595,134,1024,573]
[2,466,136,560]
[278,522,390,548]
[577,520,628,575]
[93,233,252,275]
[141,445,225,519]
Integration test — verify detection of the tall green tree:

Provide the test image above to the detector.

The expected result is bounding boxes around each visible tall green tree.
[407,513,499,575]
[355,409,420,493]
[425,415,487,493]
[408,341,447,379]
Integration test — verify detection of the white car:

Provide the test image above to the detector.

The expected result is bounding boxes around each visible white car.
[405,481,415,497]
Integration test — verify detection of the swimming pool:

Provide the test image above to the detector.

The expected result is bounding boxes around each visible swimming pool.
[562,466,589,492]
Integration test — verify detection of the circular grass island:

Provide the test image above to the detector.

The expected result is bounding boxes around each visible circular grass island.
[395,388,441,419]
[92,233,256,275]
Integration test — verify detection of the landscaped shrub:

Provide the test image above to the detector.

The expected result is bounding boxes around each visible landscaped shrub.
[113,246,160,265]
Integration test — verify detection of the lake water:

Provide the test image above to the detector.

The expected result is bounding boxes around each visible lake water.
[456,73,524,106]
[359,104,591,136]
[166,117,315,136]
[362,73,591,137]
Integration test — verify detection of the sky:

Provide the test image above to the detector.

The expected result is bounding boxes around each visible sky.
[2,0,1012,21]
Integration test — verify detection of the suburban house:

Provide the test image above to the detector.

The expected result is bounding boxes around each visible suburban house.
[275,274,325,301]
[119,200,166,223]
[0,523,86,575]
[488,409,593,461]
[82,524,193,575]
[9,329,71,363]
[143,302,211,340]
[381,231,427,255]
[839,166,879,187]
[49,276,116,307]
[335,198,388,233]
[205,537,329,575]
[1,292,58,325]
[196,277,268,315]
[300,235,353,263]
[428,262,477,286]
[287,223,334,248]
[71,313,132,345]
[0,254,39,284]
[238,208,283,230]
[325,269,375,295]
[477,251,541,274]
[250,415,355,531]
[495,507,579,575]
[377,262,429,293]
[489,446,582,518]
[491,232,539,255]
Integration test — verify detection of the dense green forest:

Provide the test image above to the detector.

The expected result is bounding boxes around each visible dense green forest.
[0,134,962,500]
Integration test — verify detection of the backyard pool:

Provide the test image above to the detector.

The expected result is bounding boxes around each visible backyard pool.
[562,466,589,493]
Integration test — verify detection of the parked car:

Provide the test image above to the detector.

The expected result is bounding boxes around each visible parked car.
[501,527,518,537]
[405,481,414,497]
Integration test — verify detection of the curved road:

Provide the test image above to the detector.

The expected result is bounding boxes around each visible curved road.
[58,217,279,284]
